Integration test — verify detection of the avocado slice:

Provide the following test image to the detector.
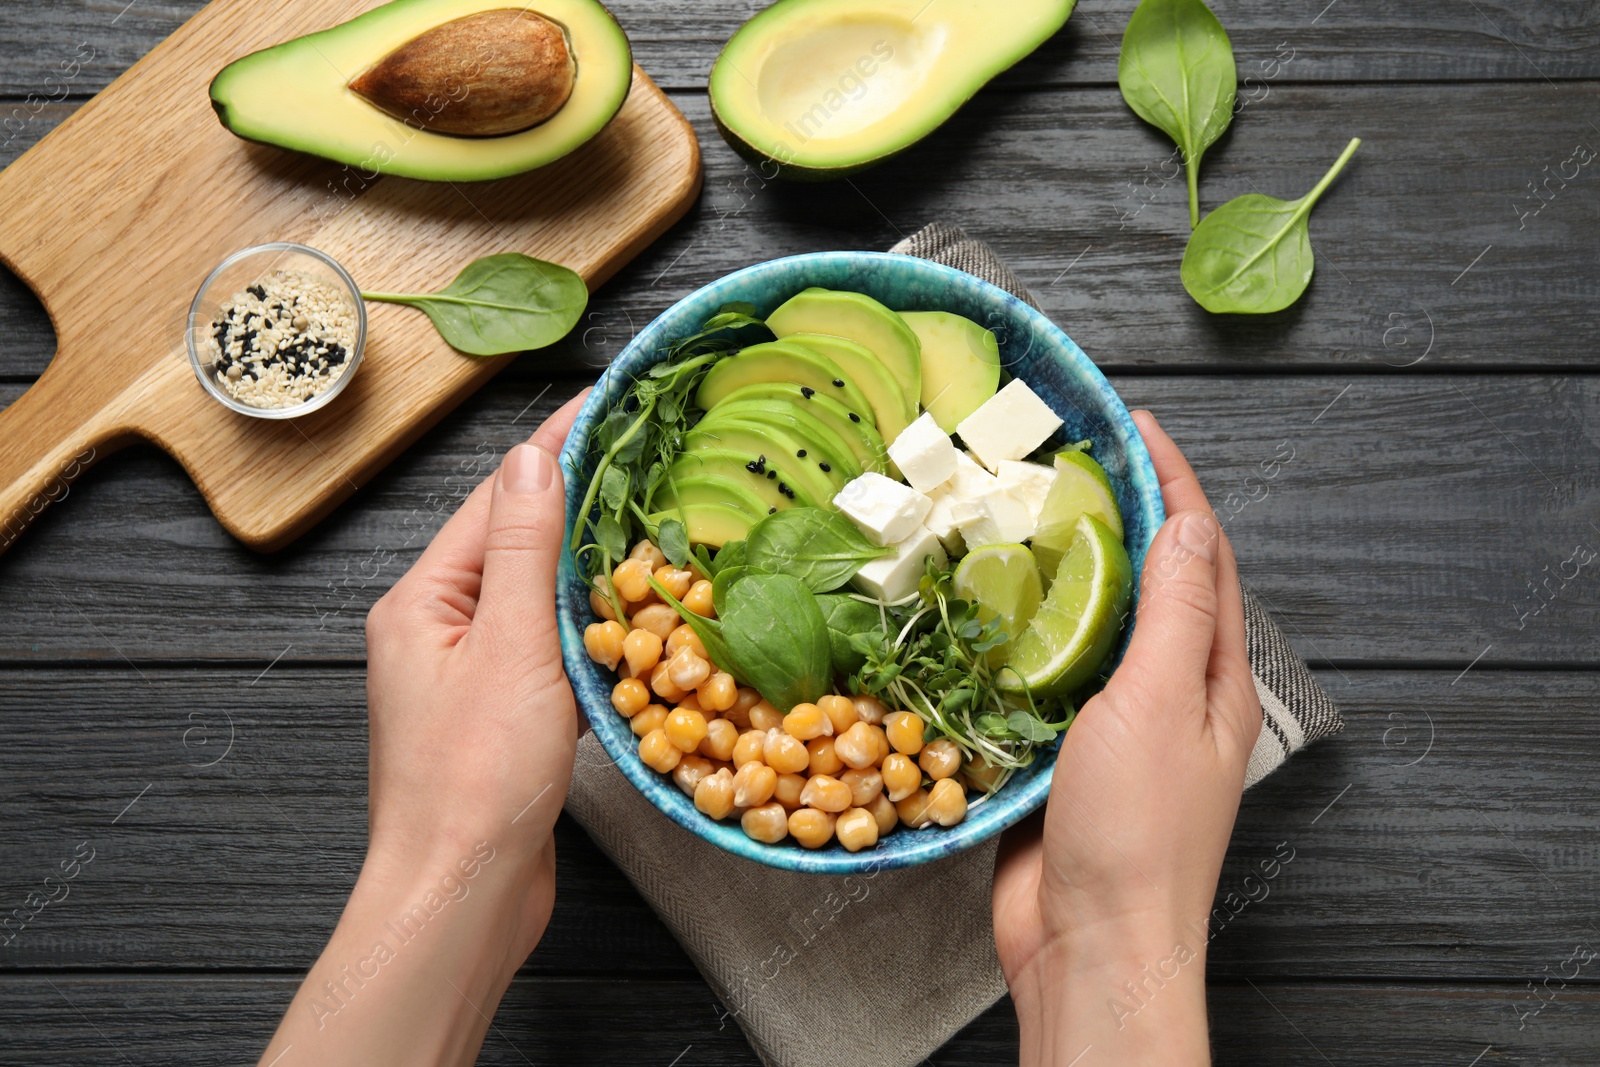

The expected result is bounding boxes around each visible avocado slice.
[649,503,753,549]
[695,341,874,423]
[715,383,889,474]
[899,311,1002,433]
[709,0,1076,180]
[210,0,633,182]
[684,419,845,503]
[668,450,821,512]
[780,332,915,443]
[767,289,921,406]
[697,399,866,479]
[655,474,776,519]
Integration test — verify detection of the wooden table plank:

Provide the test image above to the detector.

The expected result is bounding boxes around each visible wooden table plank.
[2,373,1596,666]
[3,0,1599,97]
[2,666,1597,979]
[0,973,1593,1065]
[5,83,1599,383]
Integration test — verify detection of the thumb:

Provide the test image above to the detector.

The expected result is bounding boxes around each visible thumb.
[477,442,567,643]
[1120,509,1222,703]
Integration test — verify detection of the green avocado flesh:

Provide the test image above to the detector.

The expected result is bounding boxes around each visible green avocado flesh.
[684,419,846,503]
[655,474,773,517]
[780,332,914,443]
[209,0,633,182]
[767,289,922,406]
[649,503,752,549]
[709,0,1076,179]
[694,341,874,421]
[669,450,820,510]
[714,383,888,473]
[899,310,1001,432]
[696,399,867,477]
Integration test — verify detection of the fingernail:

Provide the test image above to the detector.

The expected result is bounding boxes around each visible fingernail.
[502,444,554,494]
[1176,512,1219,564]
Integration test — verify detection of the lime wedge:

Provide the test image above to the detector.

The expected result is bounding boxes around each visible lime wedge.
[1030,451,1124,582]
[1000,513,1133,698]
[952,543,1044,667]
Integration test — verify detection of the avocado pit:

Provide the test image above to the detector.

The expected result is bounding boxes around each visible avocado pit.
[348,8,576,137]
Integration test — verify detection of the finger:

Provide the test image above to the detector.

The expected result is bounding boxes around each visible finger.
[1132,410,1212,516]
[1122,508,1223,704]
[1208,529,1261,747]
[475,441,567,642]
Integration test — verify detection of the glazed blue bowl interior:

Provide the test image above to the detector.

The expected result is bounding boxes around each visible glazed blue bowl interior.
[557,251,1164,874]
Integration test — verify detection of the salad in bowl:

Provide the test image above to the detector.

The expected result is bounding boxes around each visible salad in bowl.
[557,252,1162,872]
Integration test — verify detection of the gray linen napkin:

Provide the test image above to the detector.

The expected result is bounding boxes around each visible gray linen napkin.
[563,224,1344,1067]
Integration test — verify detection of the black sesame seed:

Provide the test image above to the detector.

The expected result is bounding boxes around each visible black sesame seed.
[818,462,831,472]
[797,449,807,458]
[831,378,844,388]
[746,461,761,474]
[800,387,815,399]
[768,507,777,515]
[248,285,266,300]
[767,470,777,480]
[849,412,861,423]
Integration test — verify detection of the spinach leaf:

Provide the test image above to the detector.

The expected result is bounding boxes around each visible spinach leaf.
[712,565,750,617]
[1118,0,1237,228]
[716,539,747,573]
[743,508,889,593]
[816,594,886,676]
[1180,138,1361,313]
[647,576,739,679]
[362,254,588,356]
[719,573,832,712]
[656,517,690,569]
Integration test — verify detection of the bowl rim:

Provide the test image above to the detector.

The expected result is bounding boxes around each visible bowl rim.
[185,241,369,421]
[557,250,1164,874]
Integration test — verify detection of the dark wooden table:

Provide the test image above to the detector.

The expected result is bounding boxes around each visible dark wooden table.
[3,2,1598,1063]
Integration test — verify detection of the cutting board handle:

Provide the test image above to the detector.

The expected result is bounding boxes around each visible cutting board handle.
[0,365,134,556]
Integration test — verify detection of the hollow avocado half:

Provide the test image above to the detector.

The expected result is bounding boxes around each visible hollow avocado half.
[708,0,1077,180]
[210,0,633,182]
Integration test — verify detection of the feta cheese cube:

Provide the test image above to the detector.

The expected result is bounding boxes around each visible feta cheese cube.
[853,525,947,602]
[922,489,967,554]
[995,459,1059,524]
[956,379,1064,471]
[949,449,998,496]
[887,412,959,493]
[832,472,932,547]
[952,487,1035,548]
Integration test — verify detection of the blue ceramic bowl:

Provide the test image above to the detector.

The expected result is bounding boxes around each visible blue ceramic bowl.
[557,252,1164,874]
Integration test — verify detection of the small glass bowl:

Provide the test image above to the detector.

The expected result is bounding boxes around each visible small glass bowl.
[186,242,368,420]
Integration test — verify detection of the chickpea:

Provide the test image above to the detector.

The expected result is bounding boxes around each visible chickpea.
[880,753,921,802]
[584,621,626,670]
[732,729,767,769]
[612,558,653,602]
[630,704,668,738]
[925,778,969,826]
[699,718,740,762]
[665,648,711,691]
[834,722,879,770]
[698,672,737,713]
[788,808,836,849]
[589,584,619,623]
[806,737,843,777]
[623,628,663,678]
[851,693,889,726]
[870,724,891,764]
[747,699,784,732]
[919,739,962,781]
[682,579,715,617]
[611,677,650,717]
[675,692,703,713]
[834,807,879,853]
[732,761,777,808]
[724,688,762,730]
[638,728,682,773]
[840,768,883,807]
[665,707,708,752]
[763,729,811,775]
[895,787,933,829]
[884,711,926,755]
[653,565,695,601]
[648,660,686,703]
[864,792,899,837]
[818,694,859,735]
[741,802,788,844]
[783,703,832,741]
[665,624,707,660]
[672,754,715,797]
[799,774,852,813]
[630,604,680,643]
[694,768,736,820]
[629,540,667,570]
[962,753,1007,794]
[773,772,807,809]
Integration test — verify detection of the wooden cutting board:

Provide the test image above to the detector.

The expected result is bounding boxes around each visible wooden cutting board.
[0,0,700,555]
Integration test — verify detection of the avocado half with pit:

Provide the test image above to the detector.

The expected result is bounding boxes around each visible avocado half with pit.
[210,0,633,182]
[708,0,1077,180]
